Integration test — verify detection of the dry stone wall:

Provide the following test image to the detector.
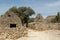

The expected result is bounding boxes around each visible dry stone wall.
[0,11,27,39]
[45,15,56,23]
[29,14,60,31]
[28,22,60,31]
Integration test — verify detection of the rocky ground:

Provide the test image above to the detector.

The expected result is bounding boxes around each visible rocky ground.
[17,29,60,40]
[0,29,60,40]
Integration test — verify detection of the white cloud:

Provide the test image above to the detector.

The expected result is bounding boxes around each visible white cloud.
[37,1,60,18]
[44,1,60,8]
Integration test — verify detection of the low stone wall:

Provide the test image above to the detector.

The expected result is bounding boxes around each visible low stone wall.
[28,22,60,31]
[0,27,27,39]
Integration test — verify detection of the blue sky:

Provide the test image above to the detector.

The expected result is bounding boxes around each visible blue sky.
[0,0,60,18]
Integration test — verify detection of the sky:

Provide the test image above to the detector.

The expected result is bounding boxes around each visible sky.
[0,0,60,18]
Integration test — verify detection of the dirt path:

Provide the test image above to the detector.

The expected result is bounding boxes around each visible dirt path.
[17,29,60,40]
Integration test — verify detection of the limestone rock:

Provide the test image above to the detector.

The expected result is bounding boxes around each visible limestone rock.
[0,11,27,39]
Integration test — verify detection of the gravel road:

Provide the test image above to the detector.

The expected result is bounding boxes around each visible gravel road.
[17,29,60,40]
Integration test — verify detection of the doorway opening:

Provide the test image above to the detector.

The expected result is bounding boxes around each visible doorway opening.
[10,24,16,28]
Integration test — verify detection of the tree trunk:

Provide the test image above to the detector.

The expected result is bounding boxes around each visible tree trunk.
[26,17,29,27]
[21,20,24,26]
[26,21,28,27]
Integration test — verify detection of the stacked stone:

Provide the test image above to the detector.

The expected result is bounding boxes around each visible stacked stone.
[34,13,44,22]
[0,11,27,39]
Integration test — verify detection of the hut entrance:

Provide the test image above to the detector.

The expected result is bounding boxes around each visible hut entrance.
[10,24,16,28]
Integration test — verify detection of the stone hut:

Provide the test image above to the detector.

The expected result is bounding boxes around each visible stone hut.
[34,13,44,22]
[0,11,27,39]
[0,11,22,28]
[45,15,56,23]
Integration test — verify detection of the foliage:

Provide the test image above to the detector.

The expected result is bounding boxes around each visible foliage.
[9,7,18,13]
[28,18,34,23]
[56,12,60,23]
[9,6,35,27]
[51,12,60,23]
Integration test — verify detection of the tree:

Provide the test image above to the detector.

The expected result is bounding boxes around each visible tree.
[51,12,60,23]
[56,12,60,23]
[9,7,35,27]
[9,7,18,13]
[18,7,35,27]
